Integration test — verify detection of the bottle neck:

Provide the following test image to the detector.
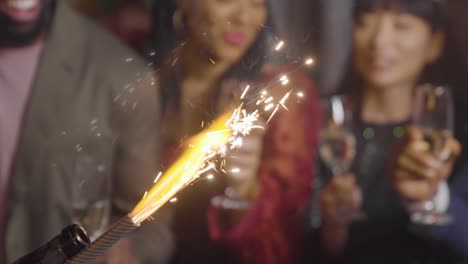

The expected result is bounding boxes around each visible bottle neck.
[13,224,90,264]
[59,224,90,258]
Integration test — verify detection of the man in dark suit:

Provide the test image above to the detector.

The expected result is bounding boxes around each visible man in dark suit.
[0,0,172,262]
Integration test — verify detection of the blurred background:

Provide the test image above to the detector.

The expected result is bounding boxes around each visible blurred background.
[70,0,351,94]
[6,0,468,263]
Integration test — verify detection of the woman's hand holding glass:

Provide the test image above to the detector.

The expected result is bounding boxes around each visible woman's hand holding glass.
[390,85,461,225]
[318,96,365,220]
[224,124,265,202]
[320,173,363,226]
[318,173,362,255]
[390,126,461,223]
[210,116,265,215]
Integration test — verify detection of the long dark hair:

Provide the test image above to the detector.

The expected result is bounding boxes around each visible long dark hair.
[336,0,450,102]
[149,0,273,82]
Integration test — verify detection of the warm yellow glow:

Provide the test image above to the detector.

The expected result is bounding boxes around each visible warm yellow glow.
[129,112,232,224]
[305,57,314,66]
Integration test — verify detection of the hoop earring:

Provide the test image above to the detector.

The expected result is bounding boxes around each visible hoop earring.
[173,9,186,36]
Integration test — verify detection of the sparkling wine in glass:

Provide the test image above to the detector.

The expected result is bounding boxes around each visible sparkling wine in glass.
[319,96,363,220]
[319,129,356,175]
[319,96,356,175]
[411,84,454,225]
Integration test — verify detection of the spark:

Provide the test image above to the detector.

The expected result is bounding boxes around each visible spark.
[256,97,266,105]
[280,75,289,86]
[264,97,274,104]
[171,57,179,67]
[227,105,262,139]
[230,137,243,149]
[275,40,285,51]
[127,74,296,225]
[240,85,250,99]
[296,91,304,98]
[265,103,275,111]
[154,172,162,183]
[198,162,216,175]
[305,57,314,66]
[267,105,280,124]
[129,109,260,224]
[279,90,292,110]
[221,159,227,171]
[209,58,216,64]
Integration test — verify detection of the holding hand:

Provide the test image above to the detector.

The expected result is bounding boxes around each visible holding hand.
[389,126,460,202]
[319,173,362,255]
[320,173,363,227]
[224,124,265,201]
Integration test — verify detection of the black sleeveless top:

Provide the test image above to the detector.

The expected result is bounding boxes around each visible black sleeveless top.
[306,117,462,264]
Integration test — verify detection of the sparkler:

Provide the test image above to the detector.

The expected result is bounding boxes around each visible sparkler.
[130,111,235,224]
[69,39,314,264]
[68,106,262,264]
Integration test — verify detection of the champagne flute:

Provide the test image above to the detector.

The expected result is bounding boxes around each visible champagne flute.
[319,96,363,219]
[319,96,356,175]
[71,152,112,241]
[411,84,454,225]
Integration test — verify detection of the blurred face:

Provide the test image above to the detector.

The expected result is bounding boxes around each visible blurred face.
[180,0,267,64]
[353,10,444,89]
[0,0,51,47]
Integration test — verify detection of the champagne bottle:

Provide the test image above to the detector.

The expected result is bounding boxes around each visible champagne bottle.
[13,224,90,264]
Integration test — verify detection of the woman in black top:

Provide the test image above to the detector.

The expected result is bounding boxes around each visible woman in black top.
[306,0,467,263]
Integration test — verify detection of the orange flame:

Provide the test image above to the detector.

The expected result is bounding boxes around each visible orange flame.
[129,112,232,224]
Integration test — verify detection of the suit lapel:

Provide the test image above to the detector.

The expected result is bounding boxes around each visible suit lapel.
[8,0,86,230]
